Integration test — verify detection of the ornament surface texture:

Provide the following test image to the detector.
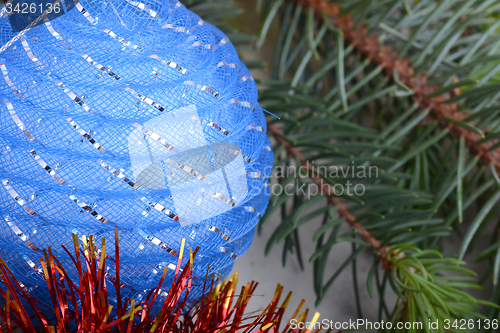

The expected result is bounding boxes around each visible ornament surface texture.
[0,0,272,307]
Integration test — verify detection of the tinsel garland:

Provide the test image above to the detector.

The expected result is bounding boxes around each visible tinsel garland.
[0,231,330,333]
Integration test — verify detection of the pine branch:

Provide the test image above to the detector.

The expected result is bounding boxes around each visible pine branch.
[291,0,500,178]
[256,0,500,327]
[267,121,394,269]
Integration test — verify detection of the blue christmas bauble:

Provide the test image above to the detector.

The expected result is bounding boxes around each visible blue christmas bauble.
[0,0,272,307]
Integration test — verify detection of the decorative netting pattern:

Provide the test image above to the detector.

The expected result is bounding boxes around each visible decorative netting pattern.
[0,0,272,309]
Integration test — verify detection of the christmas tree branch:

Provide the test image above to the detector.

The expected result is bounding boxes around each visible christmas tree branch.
[289,0,500,174]
[267,121,393,269]
[256,0,500,325]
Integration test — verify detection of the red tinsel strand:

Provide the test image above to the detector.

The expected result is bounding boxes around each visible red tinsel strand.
[1,231,328,333]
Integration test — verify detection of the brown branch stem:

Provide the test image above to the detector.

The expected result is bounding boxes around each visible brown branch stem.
[267,122,393,269]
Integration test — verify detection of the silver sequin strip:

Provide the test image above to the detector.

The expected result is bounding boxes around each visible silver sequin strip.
[76,2,96,24]
[44,21,64,41]
[247,171,262,179]
[191,42,212,49]
[20,37,43,68]
[163,158,207,182]
[103,29,142,50]
[162,23,188,33]
[229,99,251,108]
[220,145,251,163]
[205,226,230,241]
[68,194,115,226]
[82,54,121,80]
[23,254,43,274]
[140,197,181,222]
[98,160,140,189]
[4,215,41,252]
[1,180,36,216]
[66,117,106,153]
[29,149,66,185]
[202,120,229,136]
[202,189,236,207]
[244,206,262,218]
[124,87,167,112]
[217,62,237,68]
[147,55,188,74]
[183,81,220,98]
[55,81,93,112]
[243,206,256,213]
[126,0,159,18]
[138,230,178,256]
[5,102,35,141]
[131,122,175,150]
[0,63,22,97]
[249,124,264,132]
[219,247,237,259]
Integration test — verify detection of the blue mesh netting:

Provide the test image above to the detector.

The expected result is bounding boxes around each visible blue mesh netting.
[0,0,272,311]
